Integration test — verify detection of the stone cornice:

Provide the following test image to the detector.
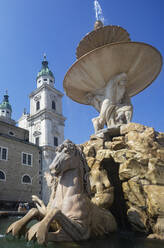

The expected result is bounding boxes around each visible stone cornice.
[41,145,56,152]
[28,109,66,123]
[29,83,64,98]
[0,133,41,149]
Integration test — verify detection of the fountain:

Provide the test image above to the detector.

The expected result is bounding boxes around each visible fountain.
[64,2,162,134]
[63,0,164,242]
[3,1,164,247]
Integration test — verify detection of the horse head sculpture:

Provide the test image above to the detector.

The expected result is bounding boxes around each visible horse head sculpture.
[6,139,117,245]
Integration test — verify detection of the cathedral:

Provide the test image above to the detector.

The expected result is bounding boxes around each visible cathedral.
[0,56,65,207]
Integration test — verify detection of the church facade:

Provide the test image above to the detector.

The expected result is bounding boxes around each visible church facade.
[0,56,65,206]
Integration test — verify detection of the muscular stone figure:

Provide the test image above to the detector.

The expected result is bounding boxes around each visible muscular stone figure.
[86,73,133,133]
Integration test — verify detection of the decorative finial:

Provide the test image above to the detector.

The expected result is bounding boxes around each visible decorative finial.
[43,53,47,61]
[94,20,104,30]
[5,90,8,95]
[42,53,48,68]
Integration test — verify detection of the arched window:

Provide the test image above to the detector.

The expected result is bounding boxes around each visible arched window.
[52,100,56,110]
[0,170,6,181]
[22,175,32,184]
[36,101,40,111]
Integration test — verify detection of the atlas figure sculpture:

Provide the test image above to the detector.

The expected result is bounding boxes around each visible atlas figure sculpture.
[86,73,133,133]
[6,140,117,245]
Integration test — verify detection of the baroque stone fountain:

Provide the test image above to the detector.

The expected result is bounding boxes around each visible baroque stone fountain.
[63,20,162,134]
[6,14,164,248]
[63,19,164,240]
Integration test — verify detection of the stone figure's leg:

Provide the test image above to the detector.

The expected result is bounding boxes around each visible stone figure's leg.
[26,219,59,241]
[115,111,126,124]
[125,109,133,123]
[33,208,89,245]
[6,208,40,237]
[115,106,133,125]
[99,99,112,126]
[26,222,41,241]
[106,105,115,127]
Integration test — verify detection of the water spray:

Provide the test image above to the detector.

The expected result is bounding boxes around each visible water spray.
[94,0,104,24]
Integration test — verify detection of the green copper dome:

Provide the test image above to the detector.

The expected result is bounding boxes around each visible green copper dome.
[0,94,12,112]
[37,55,54,79]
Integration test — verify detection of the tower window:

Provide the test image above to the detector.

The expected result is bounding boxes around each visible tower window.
[54,137,58,146]
[0,170,6,181]
[43,79,47,81]
[0,147,8,161]
[36,101,40,111]
[52,101,56,110]
[35,137,40,146]
[22,174,32,184]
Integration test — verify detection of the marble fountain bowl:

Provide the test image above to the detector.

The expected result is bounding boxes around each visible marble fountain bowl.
[63,41,162,104]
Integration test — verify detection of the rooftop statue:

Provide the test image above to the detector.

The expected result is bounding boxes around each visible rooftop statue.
[6,140,117,245]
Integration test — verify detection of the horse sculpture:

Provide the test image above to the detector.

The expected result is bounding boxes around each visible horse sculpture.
[6,140,117,245]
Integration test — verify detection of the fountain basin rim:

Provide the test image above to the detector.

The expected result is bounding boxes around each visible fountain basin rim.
[63,41,163,105]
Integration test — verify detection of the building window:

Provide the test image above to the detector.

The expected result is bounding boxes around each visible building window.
[50,80,53,83]
[22,174,32,184]
[0,147,8,161]
[0,170,6,181]
[43,79,47,81]
[22,152,32,166]
[36,101,40,111]
[52,101,56,110]
[54,137,58,147]
[35,137,40,146]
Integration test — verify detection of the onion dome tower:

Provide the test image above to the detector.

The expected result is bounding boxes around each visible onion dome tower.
[36,54,55,88]
[0,92,16,125]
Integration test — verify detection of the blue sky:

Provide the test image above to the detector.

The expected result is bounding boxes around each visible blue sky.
[0,0,163,144]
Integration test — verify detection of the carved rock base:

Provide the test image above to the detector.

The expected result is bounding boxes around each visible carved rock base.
[82,122,164,239]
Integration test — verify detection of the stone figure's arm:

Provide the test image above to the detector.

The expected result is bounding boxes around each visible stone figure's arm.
[85,91,104,112]
[92,95,104,112]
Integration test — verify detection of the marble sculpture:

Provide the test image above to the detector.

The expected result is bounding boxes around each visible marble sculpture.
[6,140,117,245]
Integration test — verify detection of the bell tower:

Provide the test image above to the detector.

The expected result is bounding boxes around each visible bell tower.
[0,92,16,125]
[18,55,66,203]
